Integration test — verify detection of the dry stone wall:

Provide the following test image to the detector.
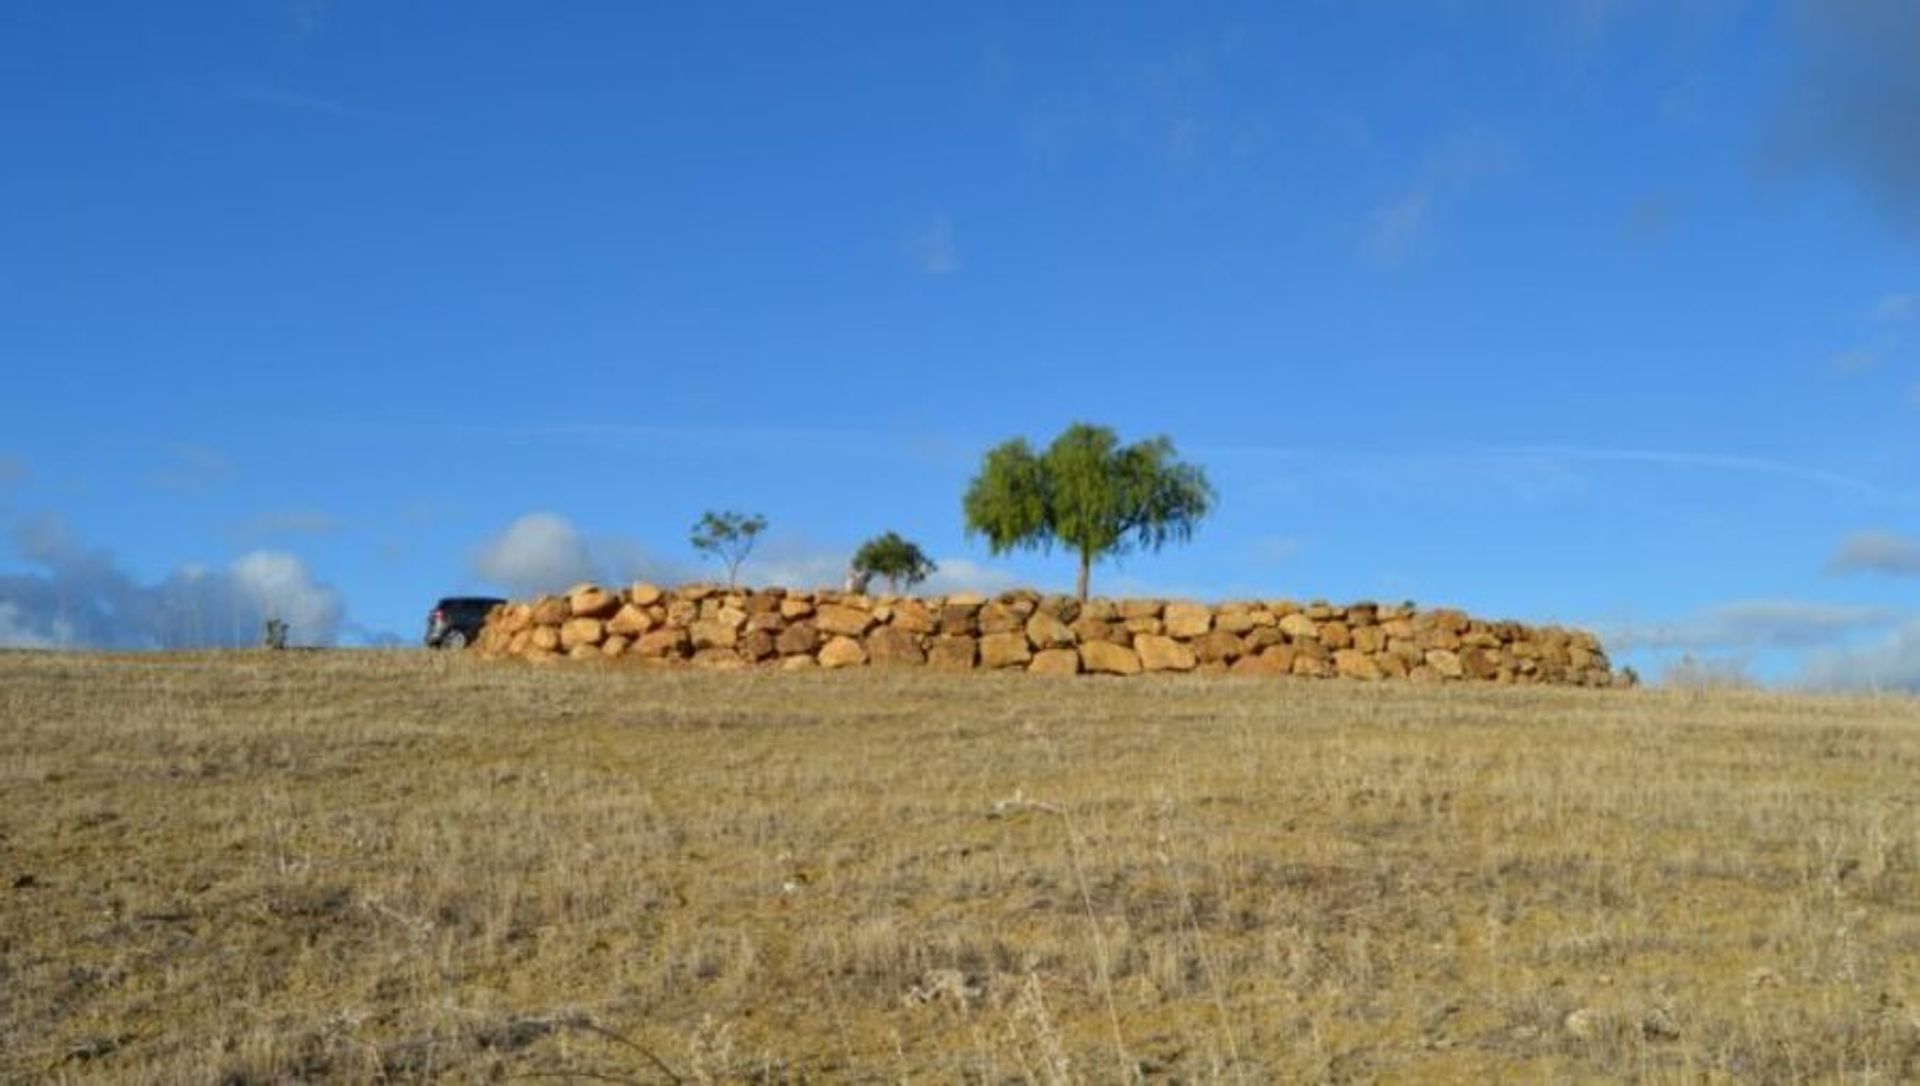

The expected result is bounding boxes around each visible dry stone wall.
[477,583,1629,687]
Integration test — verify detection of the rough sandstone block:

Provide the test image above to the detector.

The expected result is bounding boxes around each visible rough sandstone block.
[1135,634,1196,672]
[817,636,867,669]
[1028,648,1081,676]
[979,632,1032,669]
[1080,640,1142,675]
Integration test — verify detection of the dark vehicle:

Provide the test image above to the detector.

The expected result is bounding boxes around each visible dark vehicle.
[425,596,505,650]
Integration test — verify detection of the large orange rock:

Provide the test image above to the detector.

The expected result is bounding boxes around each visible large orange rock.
[775,621,820,656]
[1191,629,1245,664]
[1334,649,1382,680]
[938,605,980,636]
[531,597,569,626]
[1028,648,1081,676]
[817,636,868,669]
[1070,617,1126,645]
[1080,640,1142,675]
[1025,611,1075,650]
[978,603,1025,635]
[814,604,875,638]
[628,582,665,606]
[632,628,689,658]
[560,618,605,650]
[1319,621,1353,650]
[890,599,937,634]
[866,626,925,666]
[739,629,777,662]
[569,586,620,619]
[1230,646,1294,675]
[1135,634,1196,672]
[690,619,738,650]
[1279,613,1320,641]
[606,604,654,637]
[1163,602,1212,639]
[928,635,977,671]
[979,632,1032,669]
[1425,649,1464,679]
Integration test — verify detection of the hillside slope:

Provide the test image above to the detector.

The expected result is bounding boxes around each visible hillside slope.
[1,652,1914,1083]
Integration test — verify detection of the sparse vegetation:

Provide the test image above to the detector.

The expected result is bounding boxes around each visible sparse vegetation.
[2,652,1917,1083]
[849,532,937,594]
[690,510,767,588]
[964,423,1215,602]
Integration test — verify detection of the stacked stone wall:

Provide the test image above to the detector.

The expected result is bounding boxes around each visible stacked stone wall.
[477,584,1628,687]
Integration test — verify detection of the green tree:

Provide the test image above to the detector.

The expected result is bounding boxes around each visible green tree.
[690,510,767,588]
[962,423,1214,602]
[850,531,937,594]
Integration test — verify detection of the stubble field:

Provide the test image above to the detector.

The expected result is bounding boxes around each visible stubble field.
[1,651,1916,1083]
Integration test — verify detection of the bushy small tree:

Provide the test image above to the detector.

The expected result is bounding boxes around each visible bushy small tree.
[690,510,767,588]
[963,423,1214,601]
[850,532,937,594]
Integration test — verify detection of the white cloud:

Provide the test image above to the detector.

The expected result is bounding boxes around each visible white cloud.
[1828,531,1920,577]
[0,513,345,647]
[472,513,600,596]
[905,215,960,277]
[1604,599,1898,652]
[921,556,1023,596]
[1801,620,1920,691]
[230,551,343,642]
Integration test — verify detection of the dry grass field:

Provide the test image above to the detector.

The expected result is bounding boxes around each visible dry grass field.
[1,652,1917,1084]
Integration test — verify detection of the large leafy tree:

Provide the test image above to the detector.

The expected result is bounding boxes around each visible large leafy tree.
[850,531,937,594]
[962,423,1214,601]
[690,510,767,588]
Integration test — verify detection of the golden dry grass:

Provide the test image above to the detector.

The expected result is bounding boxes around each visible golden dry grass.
[1,651,1917,1084]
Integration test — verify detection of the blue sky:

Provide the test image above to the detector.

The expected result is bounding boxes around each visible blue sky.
[3,1,1918,686]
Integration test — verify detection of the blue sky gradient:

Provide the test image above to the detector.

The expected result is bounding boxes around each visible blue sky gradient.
[2,2,1917,686]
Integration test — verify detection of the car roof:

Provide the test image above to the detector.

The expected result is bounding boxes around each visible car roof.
[438,596,507,607]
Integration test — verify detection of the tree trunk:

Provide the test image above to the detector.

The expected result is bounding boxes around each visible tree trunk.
[1077,549,1091,603]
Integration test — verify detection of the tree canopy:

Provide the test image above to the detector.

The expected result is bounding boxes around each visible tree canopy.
[850,531,937,594]
[689,510,767,588]
[961,423,1214,601]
